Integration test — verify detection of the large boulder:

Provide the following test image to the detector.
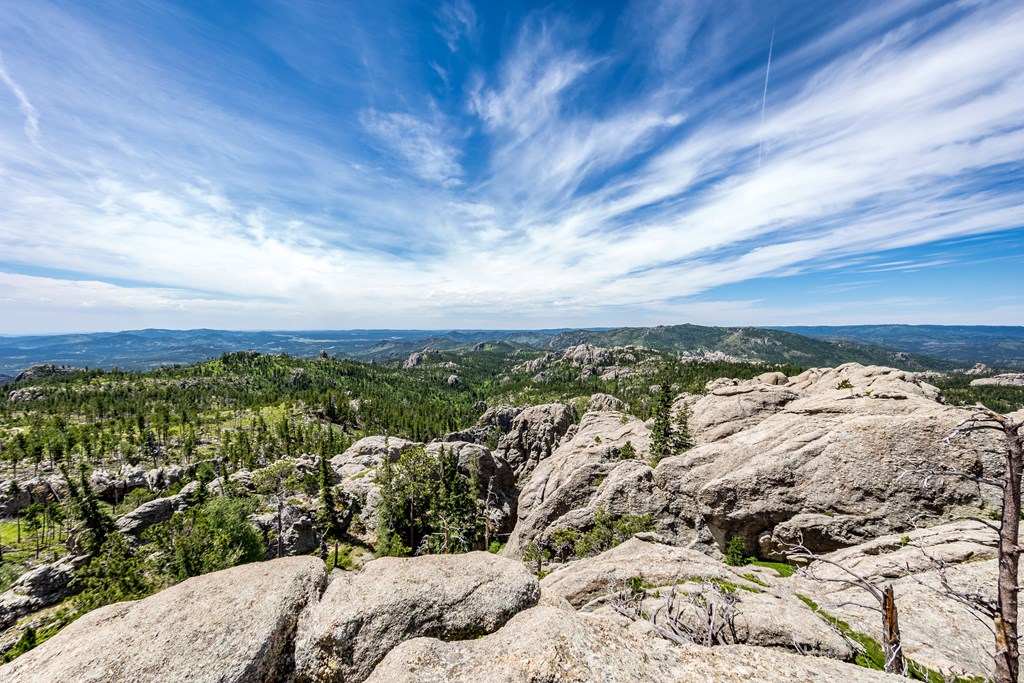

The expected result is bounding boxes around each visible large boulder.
[540,537,758,608]
[540,538,850,659]
[0,555,90,629]
[365,604,904,683]
[0,556,326,683]
[503,410,656,555]
[654,364,1005,555]
[294,551,540,683]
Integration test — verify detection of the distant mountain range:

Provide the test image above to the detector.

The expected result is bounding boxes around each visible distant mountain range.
[1,323,999,377]
[775,325,1024,369]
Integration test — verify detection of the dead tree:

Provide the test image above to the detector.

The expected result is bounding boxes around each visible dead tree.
[608,578,739,647]
[951,407,1022,683]
[788,539,907,676]
[901,405,1023,683]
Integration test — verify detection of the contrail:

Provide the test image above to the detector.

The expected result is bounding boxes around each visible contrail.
[0,51,42,148]
[757,21,776,170]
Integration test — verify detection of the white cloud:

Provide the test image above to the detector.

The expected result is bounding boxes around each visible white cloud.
[0,1,1022,332]
[435,0,477,52]
[360,109,463,186]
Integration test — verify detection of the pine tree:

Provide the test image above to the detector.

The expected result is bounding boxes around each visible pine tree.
[316,450,344,567]
[649,375,674,465]
[61,464,115,554]
[671,403,694,454]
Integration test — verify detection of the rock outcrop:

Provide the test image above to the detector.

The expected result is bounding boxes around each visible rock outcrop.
[0,476,61,516]
[0,555,90,629]
[503,409,656,555]
[499,363,1006,561]
[13,364,85,383]
[330,435,419,530]
[0,557,326,683]
[366,604,903,683]
[970,373,1024,387]
[494,402,575,482]
[294,552,539,683]
[115,481,199,541]
[254,503,320,558]
[424,440,518,534]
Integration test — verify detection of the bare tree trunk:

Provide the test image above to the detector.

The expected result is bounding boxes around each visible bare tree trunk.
[882,584,906,675]
[276,497,284,559]
[995,425,1022,683]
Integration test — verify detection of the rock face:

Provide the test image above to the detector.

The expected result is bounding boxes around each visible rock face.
[0,555,91,629]
[0,556,326,683]
[653,364,1006,555]
[970,373,1024,387]
[503,410,656,555]
[366,604,904,683]
[293,552,540,683]
[684,378,800,442]
[495,402,575,482]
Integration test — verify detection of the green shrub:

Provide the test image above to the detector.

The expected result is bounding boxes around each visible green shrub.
[144,496,264,581]
[618,441,637,459]
[3,625,36,662]
[571,509,654,558]
[724,536,748,567]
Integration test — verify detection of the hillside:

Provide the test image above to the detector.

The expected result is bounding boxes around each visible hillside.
[541,324,950,370]
[777,325,1024,369]
[0,324,956,376]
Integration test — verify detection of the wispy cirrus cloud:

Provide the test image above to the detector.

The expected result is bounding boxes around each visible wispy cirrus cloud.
[0,51,41,148]
[0,0,1021,333]
[360,109,463,186]
[435,0,477,52]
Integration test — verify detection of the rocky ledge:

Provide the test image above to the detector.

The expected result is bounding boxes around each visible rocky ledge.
[0,544,929,683]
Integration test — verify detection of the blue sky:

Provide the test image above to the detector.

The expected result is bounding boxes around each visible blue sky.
[0,0,1022,334]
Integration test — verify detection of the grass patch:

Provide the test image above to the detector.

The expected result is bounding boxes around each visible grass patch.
[747,558,797,577]
[741,572,769,587]
[682,575,762,594]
